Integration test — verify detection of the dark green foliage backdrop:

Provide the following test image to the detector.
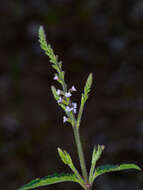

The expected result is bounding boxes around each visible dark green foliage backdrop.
[0,0,142,189]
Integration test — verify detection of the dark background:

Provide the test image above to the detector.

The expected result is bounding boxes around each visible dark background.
[0,0,143,189]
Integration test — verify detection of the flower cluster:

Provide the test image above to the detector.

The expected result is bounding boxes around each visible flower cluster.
[54,83,77,123]
[65,102,77,114]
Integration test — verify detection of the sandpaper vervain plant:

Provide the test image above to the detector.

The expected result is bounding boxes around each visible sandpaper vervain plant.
[18,26,141,190]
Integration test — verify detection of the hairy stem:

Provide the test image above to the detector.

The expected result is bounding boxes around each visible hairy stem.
[73,126,88,183]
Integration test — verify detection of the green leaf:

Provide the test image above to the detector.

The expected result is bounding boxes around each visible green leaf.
[89,145,104,183]
[18,173,80,190]
[76,73,93,128]
[82,73,93,103]
[91,145,104,166]
[57,148,85,185]
[58,148,70,165]
[93,164,141,182]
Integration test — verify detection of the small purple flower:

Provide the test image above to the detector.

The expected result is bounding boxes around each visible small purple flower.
[66,106,73,112]
[56,89,61,95]
[65,92,72,98]
[73,108,77,114]
[53,74,58,80]
[63,116,68,123]
[72,102,77,109]
[57,97,62,103]
[71,85,76,91]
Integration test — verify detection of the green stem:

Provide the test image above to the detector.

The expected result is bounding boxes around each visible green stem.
[89,163,95,183]
[77,101,84,129]
[73,126,88,183]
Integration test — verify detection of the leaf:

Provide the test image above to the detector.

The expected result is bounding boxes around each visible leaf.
[58,148,70,165]
[93,164,141,181]
[57,148,85,185]
[77,73,93,128]
[82,73,93,103]
[91,145,104,166]
[89,145,104,183]
[18,173,79,190]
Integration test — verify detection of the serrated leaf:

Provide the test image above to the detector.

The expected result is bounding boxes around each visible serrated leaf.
[57,148,76,170]
[89,145,104,183]
[93,164,141,181]
[58,148,70,165]
[118,164,141,170]
[18,173,80,190]
[91,145,104,165]
[77,73,93,128]
[83,73,93,102]
[57,148,85,185]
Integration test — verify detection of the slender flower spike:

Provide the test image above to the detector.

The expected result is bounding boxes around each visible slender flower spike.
[65,92,72,98]
[66,106,73,112]
[63,116,68,123]
[18,26,141,190]
[56,89,61,95]
[53,74,58,81]
[71,85,76,92]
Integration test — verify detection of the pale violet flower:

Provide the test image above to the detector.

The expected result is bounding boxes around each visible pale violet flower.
[63,116,68,123]
[57,97,62,103]
[66,106,73,112]
[53,74,58,80]
[56,89,61,95]
[73,108,77,114]
[72,102,77,109]
[65,92,72,98]
[71,85,76,91]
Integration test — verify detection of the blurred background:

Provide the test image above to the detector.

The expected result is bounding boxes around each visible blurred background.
[0,0,143,189]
